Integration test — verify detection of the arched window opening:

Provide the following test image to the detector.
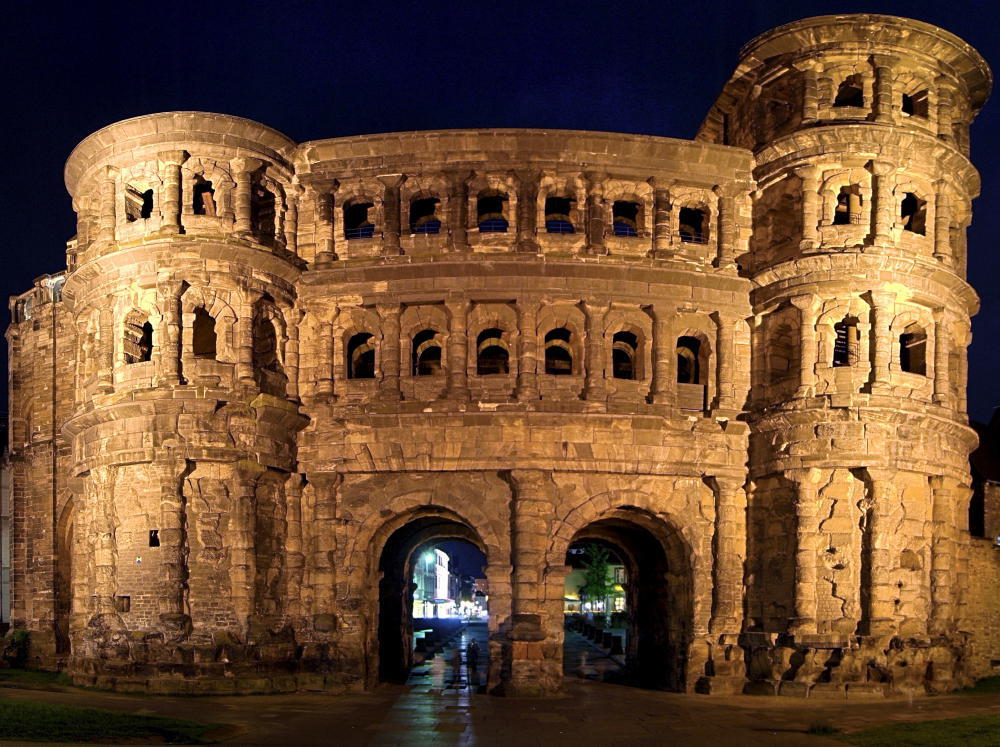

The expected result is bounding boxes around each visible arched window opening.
[833,75,864,108]
[192,307,217,358]
[410,198,441,234]
[344,201,375,239]
[545,196,575,234]
[347,332,376,379]
[679,207,707,243]
[477,194,508,233]
[124,312,153,364]
[833,186,864,225]
[544,328,573,375]
[412,329,442,376]
[902,90,929,118]
[901,193,927,235]
[612,331,638,380]
[125,186,154,222]
[476,328,509,375]
[192,178,216,216]
[612,201,640,237]
[676,336,701,384]
[252,314,280,372]
[251,182,276,238]
[832,317,860,367]
[899,324,927,376]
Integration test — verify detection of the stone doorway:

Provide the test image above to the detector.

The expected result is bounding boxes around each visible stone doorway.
[376,514,487,684]
[564,512,693,691]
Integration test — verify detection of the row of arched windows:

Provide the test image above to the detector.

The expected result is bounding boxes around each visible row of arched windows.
[831,186,927,235]
[832,75,930,119]
[123,307,219,365]
[830,317,927,375]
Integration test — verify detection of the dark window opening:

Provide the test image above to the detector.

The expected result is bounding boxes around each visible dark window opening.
[410,198,441,235]
[345,201,375,239]
[544,328,573,375]
[899,324,927,376]
[902,90,929,118]
[251,182,276,238]
[114,596,131,614]
[192,178,216,216]
[969,486,985,538]
[253,314,280,373]
[833,76,864,108]
[125,187,154,222]
[412,329,442,376]
[477,194,508,233]
[832,317,860,367]
[192,307,217,358]
[679,207,707,243]
[676,336,701,384]
[613,331,638,380]
[833,186,864,226]
[476,328,509,375]
[148,530,160,548]
[348,332,376,379]
[901,192,927,235]
[545,196,575,234]
[124,315,154,364]
[612,201,640,237]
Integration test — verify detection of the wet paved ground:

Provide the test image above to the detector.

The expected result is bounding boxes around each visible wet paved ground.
[2,626,1000,745]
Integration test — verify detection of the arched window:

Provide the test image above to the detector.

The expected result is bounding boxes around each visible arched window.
[679,207,707,243]
[410,198,441,234]
[833,186,863,225]
[412,329,442,375]
[192,307,217,358]
[901,193,927,235]
[124,311,153,364]
[832,316,859,367]
[476,328,509,375]
[612,201,639,237]
[253,313,280,372]
[345,200,375,239]
[125,186,154,222]
[477,194,508,233]
[676,336,701,384]
[899,323,927,375]
[251,182,276,238]
[544,328,573,375]
[192,178,216,216]
[545,196,575,234]
[347,332,376,379]
[902,90,929,118]
[612,331,638,380]
[833,75,864,108]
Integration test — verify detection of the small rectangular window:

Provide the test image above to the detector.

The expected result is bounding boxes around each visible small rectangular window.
[114,596,131,613]
[148,529,160,547]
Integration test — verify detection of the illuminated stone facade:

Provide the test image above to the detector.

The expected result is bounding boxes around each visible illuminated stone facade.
[6,14,999,696]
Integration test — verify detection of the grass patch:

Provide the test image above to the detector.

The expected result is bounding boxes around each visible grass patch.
[807,721,839,735]
[959,676,1000,695]
[0,698,222,743]
[834,714,1000,746]
[0,668,74,688]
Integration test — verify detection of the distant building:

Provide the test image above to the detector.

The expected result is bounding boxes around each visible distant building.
[412,549,458,618]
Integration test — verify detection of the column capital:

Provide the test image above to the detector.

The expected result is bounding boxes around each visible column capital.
[871,54,899,69]
[375,173,406,189]
[785,466,825,490]
[583,171,608,191]
[868,289,896,308]
[793,163,819,180]
[157,149,188,166]
[789,293,819,312]
[869,159,895,177]
[235,459,268,485]
[306,471,342,491]
[231,156,263,174]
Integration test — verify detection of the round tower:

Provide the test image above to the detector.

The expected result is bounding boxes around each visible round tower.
[700,15,991,692]
[61,113,308,685]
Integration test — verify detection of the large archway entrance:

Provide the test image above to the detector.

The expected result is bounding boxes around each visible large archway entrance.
[376,512,488,684]
[563,510,692,691]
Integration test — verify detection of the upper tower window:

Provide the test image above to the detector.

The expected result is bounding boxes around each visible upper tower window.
[901,193,927,235]
[832,317,859,367]
[412,329,442,375]
[902,90,929,118]
[612,201,640,237]
[124,311,153,364]
[679,207,707,243]
[833,75,864,108]
[251,182,276,238]
[192,178,216,216]
[125,186,154,222]
[545,196,575,234]
[833,186,864,225]
[899,324,927,375]
[476,328,509,375]
[347,332,376,378]
[345,200,375,239]
[410,198,441,235]
[544,328,573,375]
[612,331,638,380]
[676,336,702,384]
[477,194,508,233]
[192,308,217,358]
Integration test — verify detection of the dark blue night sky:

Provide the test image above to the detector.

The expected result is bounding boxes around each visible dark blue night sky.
[2,1,999,423]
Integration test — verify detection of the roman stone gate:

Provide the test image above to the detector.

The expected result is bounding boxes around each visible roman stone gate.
[5,14,1000,697]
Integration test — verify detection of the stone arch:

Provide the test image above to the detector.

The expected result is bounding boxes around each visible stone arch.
[894,179,932,237]
[536,303,585,377]
[336,306,383,382]
[469,303,518,377]
[251,297,288,394]
[605,179,652,238]
[819,168,871,227]
[537,173,586,233]
[604,307,652,383]
[895,69,934,122]
[891,308,932,378]
[55,496,76,654]
[401,175,449,235]
[180,286,237,363]
[672,187,716,245]
[181,157,236,221]
[118,160,162,229]
[401,304,450,376]
[469,172,517,235]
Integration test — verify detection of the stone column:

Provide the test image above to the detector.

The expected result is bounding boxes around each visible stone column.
[958,319,970,416]
[232,157,262,236]
[934,182,953,265]
[650,178,672,257]
[800,61,819,122]
[88,466,118,618]
[315,310,336,399]
[864,469,898,635]
[713,186,737,269]
[283,476,305,618]
[444,299,470,400]
[154,458,190,635]
[712,311,737,411]
[796,165,820,250]
[870,160,896,245]
[313,180,338,264]
[155,276,184,387]
[873,56,896,123]
[584,172,608,255]
[516,298,540,400]
[285,307,302,400]
[447,171,472,252]
[308,473,340,621]
[235,293,261,387]
[929,476,956,635]
[790,293,819,398]
[285,182,300,256]
[932,308,951,407]
[96,304,115,393]
[157,150,187,235]
[869,290,895,392]
[582,300,609,401]
[376,303,402,401]
[377,174,405,256]
[515,169,540,253]
[787,468,823,636]
[649,306,675,405]
[935,77,955,142]
[709,476,746,635]
[230,461,264,633]
[97,166,118,244]
[749,314,766,406]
